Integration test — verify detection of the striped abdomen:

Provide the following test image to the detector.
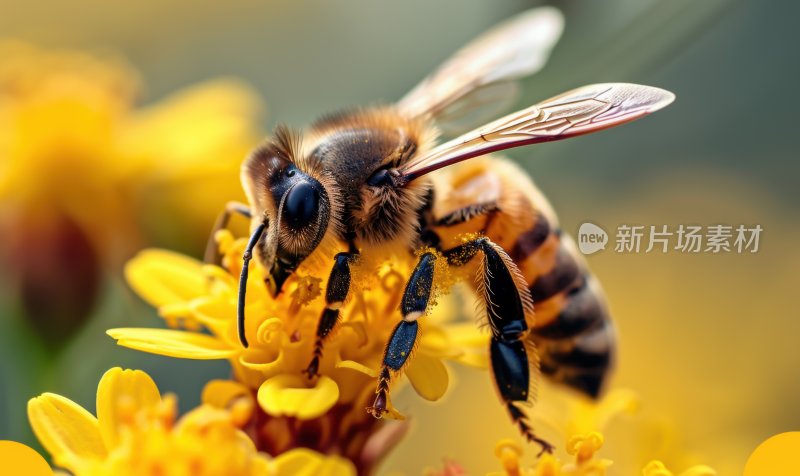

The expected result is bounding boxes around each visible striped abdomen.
[429,157,615,398]
[519,232,615,398]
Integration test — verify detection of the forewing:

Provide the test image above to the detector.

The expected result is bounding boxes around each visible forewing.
[399,83,675,182]
[397,7,564,121]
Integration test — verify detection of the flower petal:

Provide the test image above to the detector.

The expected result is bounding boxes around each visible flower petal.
[107,328,237,359]
[96,367,161,449]
[423,323,489,368]
[28,393,106,472]
[202,379,252,409]
[202,379,255,426]
[239,347,284,375]
[570,387,641,435]
[190,296,235,323]
[124,249,206,308]
[270,448,356,476]
[405,353,450,401]
[679,466,717,476]
[452,351,489,369]
[644,461,718,476]
[339,321,368,348]
[190,297,236,336]
[257,375,339,420]
[417,326,461,359]
[335,360,378,378]
[446,322,490,348]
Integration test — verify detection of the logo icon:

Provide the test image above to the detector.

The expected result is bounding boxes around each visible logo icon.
[577,222,608,255]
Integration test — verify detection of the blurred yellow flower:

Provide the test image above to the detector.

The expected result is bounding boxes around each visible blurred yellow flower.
[0,41,262,341]
[489,434,611,476]
[108,231,486,471]
[449,384,715,476]
[530,387,640,440]
[28,367,356,476]
[641,461,716,476]
[482,435,715,476]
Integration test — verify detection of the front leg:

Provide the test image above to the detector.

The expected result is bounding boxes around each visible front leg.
[304,252,357,379]
[204,201,252,265]
[237,222,267,348]
[367,252,436,418]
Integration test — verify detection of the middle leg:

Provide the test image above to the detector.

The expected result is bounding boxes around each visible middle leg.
[367,252,437,418]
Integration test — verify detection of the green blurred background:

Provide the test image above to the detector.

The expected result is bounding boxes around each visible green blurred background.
[1,0,798,474]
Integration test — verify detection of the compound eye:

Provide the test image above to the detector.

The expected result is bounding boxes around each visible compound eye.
[367,168,394,187]
[283,181,320,230]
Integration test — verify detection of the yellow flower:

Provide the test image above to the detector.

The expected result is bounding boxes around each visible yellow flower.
[641,461,716,476]
[0,41,262,341]
[28,367,267,475]
[28,367,355,476]
[529,386,641,440]
[441,384,713,476]
[482,435,715,476]
[486,434,611,476]
[109,231,486,469]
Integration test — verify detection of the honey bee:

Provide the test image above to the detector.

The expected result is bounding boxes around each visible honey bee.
[208,8,674,453]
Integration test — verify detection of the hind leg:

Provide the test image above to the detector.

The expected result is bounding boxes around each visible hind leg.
[445,236,554,455]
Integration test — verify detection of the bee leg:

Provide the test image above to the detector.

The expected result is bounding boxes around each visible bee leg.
[444,237,554,455]
[493,339,554,456]
[204,201,252,265]
[303,252,357,379]
[237,221,267,348]
[367,252,436,418]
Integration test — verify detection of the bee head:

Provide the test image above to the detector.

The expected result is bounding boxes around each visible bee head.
[242,126,338,296]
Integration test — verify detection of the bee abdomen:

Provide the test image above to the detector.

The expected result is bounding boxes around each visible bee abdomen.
[531,269,615,399]
[518,231,615,398]
[508,211,551,262]
[533,273,608,340]
[535,318,615,398]
[527,233,580,302]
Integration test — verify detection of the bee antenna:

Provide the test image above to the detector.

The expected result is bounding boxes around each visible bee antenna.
[238,221,267,348]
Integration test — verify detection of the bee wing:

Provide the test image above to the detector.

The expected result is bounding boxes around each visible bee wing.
[399,83,675,182]
[397,7,564,122]
[432,80,521,136]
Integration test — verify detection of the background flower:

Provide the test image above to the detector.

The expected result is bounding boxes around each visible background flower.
[482,436,715,476]
[0,41,262,344]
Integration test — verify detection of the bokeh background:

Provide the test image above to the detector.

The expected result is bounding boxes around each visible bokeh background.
[1,0,797,474]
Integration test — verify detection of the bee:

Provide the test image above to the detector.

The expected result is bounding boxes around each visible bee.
[208,7,674,454]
